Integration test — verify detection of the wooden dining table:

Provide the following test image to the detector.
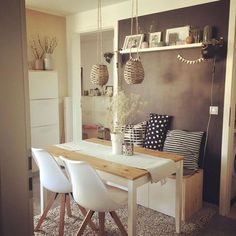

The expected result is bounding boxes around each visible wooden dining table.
[43,138,184,236]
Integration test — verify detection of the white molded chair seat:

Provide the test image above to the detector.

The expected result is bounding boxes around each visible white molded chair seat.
[32,148,97,236]
[60,156,128,236]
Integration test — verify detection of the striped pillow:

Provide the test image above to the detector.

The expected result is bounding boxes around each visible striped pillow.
[163,130,204,170]
[124,121,147,147]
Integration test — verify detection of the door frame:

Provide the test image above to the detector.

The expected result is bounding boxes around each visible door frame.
[220,0,236,216]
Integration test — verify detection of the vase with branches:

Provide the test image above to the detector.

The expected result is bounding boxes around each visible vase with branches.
[29,36,45,70]
[29,35,58,70]
[107,89,145,154]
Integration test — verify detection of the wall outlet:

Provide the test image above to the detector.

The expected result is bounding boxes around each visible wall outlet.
[209,106,218,115]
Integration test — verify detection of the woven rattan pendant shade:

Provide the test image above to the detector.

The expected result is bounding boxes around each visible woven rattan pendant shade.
[90,0,108,86]
[124,0,144,85]
[124,58,144,84]
[90,64,109,86]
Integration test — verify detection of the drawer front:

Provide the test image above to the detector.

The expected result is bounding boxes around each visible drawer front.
[30,99,59,127]
[31,125,59,148]
[29,71,58,99]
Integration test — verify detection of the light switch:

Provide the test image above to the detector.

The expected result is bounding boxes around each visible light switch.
[209,106,218,115]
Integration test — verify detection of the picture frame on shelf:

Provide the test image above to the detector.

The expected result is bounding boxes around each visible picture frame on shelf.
[123,34,144,50]
[149,32,162,47]
[105,85,113,97]
[165,26,190,46]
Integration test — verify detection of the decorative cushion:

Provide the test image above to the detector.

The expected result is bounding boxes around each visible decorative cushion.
[163,129,204,170]
[124,121,147,147]
[144,114,171,151]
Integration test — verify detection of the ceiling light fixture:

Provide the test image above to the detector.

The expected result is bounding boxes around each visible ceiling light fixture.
[90,0,109,87]
[124,0,144,85]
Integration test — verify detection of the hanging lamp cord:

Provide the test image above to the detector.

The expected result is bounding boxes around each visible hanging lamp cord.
[97,0,103,64]
[129,0,139,59]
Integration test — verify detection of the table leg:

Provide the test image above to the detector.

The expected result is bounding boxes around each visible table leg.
[40,182,48,215]
[175,160,183,233]
[128,180,137,236]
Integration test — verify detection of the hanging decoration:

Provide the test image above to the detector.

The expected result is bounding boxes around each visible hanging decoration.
[90,0,109,86]
[177,54,206,64]
[124,0,144,85]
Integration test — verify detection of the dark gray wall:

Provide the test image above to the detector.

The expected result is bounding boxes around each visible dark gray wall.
[118,0,230,204]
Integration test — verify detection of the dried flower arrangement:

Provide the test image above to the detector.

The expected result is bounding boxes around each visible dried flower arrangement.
[29,36,44,59]
[41,36,58,54]
[107,89,145,133]
[29,35,58,59]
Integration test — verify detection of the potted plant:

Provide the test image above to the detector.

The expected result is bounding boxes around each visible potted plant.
[107,89,144,155]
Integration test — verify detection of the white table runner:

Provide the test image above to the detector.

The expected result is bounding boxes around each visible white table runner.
[56,141,176,183]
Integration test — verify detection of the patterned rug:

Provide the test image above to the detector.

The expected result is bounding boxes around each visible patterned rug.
[34,202,217,236]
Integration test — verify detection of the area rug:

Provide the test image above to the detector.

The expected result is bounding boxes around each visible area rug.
[34,202,217,236]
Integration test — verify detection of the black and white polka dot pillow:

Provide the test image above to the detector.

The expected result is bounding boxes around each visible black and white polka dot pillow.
[144,114,171,151]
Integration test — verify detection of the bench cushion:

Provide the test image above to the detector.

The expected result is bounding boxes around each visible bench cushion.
[144,114,171,151]
[163,129,204,170]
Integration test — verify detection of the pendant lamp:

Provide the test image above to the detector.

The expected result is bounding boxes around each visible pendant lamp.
[90,0,109,86]
[124,0,144,84]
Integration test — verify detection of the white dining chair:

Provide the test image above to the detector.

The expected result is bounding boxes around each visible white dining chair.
[60,156,128,236]
[32,148,97,235]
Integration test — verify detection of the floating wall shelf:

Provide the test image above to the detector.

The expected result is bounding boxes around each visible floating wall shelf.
[119,43,202,54]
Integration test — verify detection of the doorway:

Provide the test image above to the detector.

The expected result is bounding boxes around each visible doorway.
[80,30,114,140]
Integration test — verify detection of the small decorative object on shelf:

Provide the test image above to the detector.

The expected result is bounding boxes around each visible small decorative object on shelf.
[203,25,213,43]
[123,34,144,50]
[191,28,203,43]
[186,34,194,44]
[149,32,162,47]
[42,36,58,70]
[141,41,149,49]
[166,25,190,46]
[29,36,44,70]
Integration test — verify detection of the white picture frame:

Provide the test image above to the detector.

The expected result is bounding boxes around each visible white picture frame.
[165,26,190,46]
[123,34,144,50]
[149,32,162,47]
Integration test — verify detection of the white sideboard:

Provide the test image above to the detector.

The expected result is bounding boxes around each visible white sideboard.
[28,71,59,172]
[81,96,111,127]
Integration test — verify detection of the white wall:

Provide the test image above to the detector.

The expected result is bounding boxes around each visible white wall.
[81,31,114,92]
[67,0,220,34]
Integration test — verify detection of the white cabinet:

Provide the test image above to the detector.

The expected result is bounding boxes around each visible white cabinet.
[28,71,59,172]
[81,96,111,127]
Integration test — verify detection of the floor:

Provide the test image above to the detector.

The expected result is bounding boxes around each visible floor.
[33,176,236,235]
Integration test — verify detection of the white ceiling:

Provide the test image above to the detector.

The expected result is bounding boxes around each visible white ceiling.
[25,0,128,16]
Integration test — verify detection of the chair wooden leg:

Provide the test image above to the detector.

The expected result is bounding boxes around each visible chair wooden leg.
[66,193,72,217]
[110,211,127,236]
[77,210,95,236]
[35,193,58,231]
[59,194,66,236]
[98,212,105,236]
[77,205,97,231]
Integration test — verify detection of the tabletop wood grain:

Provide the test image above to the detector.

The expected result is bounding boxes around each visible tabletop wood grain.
[46,138,183,180]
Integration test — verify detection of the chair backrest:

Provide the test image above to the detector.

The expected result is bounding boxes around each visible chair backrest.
[60,156,121,212]
[32,148,72,193]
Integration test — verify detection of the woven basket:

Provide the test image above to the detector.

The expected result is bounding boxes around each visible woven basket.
[124,57,144,84]
[90,64,109,86]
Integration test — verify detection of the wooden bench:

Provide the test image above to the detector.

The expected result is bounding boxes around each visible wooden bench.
[137,169,203,221]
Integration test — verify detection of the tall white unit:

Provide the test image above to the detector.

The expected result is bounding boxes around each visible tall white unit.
[28,71,59,172]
